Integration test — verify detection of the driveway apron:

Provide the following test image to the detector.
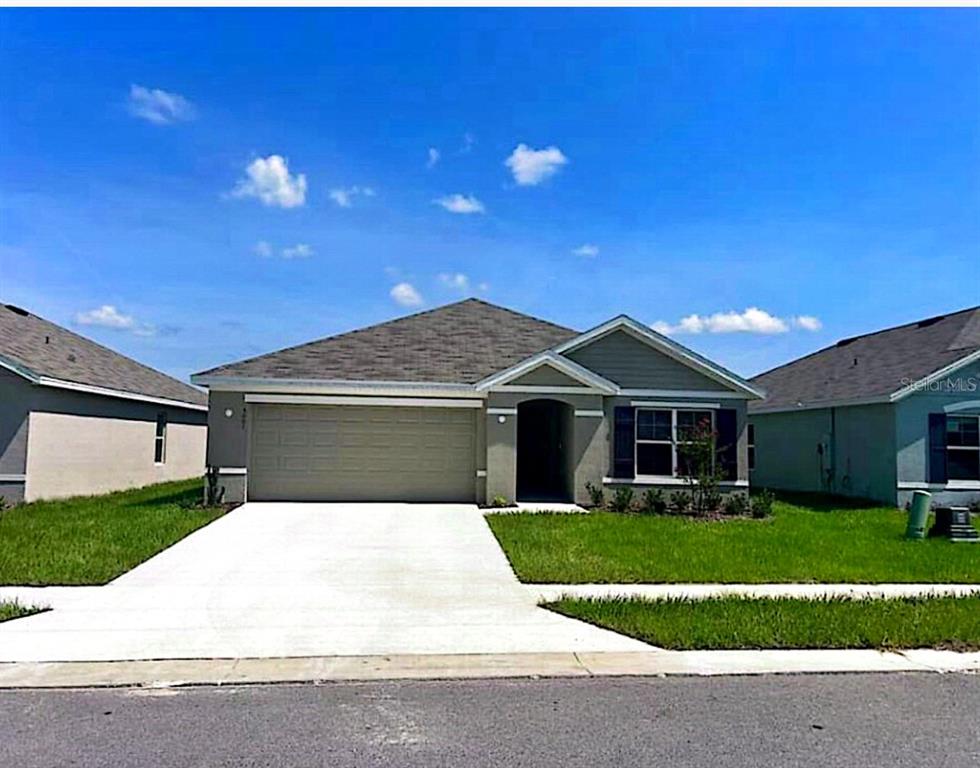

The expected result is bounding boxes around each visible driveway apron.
[0,503,648,662]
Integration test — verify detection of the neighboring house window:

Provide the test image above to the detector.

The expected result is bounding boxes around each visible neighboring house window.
[947,415,980,481]
[154,412,168,464]
[635,409,713,478]
[748,423,756,471]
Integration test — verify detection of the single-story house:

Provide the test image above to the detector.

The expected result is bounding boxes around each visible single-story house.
[749,305,980,508]
[0,303,208,503]
[192,299,763,505]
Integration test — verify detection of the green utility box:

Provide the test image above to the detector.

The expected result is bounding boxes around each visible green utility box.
[906,490,932,540]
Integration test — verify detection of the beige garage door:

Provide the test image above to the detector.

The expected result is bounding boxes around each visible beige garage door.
[248,404,477,502]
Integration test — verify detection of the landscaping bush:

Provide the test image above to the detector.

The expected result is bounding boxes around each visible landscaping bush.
[669,491,690,515]
[585,481,605,509]
[640,489,667,515]
[609,486,634,514]
[751,489,775,519]
[490,495,511,508]
[723,493,749,517]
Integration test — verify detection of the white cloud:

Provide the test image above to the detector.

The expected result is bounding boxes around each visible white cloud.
[75,304,155,336]
[505,143,569,186]
[793,315,823,331]
[232,155,307,208]
[477,282,490,293]
[652,307,823,336]
[329,185,376,208]
[438,272,470,293]
[390,282,423,307]
[573,243,599,257]
[281,243,314,259]
[459,132,476,154]
[127,84,195,124]
[434,194,485,214]
[254,241,314,259]
[426,147,441,169]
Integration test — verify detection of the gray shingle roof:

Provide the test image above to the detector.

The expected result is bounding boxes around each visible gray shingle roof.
[749,306,980,412]
[0,303,206,407]
[195,298,578,384]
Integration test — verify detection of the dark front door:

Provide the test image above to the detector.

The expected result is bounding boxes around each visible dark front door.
[516,399,571,502]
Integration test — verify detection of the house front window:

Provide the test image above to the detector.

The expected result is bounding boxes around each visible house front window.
[635,408,714,478]
[947,415,980,481]
[154,412,168,464]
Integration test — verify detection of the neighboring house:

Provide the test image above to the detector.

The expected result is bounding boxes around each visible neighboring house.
[0,303,208,503]
[749,306,980,508]
[192,299,763,505]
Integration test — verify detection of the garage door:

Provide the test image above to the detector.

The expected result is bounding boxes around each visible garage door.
[248,404,477,502]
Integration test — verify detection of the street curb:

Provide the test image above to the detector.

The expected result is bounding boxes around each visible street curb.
[0,649,977,689]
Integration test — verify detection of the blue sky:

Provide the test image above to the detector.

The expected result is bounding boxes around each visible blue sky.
[1,8,977,384]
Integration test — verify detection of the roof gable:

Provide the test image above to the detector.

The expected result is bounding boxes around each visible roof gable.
[750,306,980,412]
[555,317,763,397]
[475,352,618,393]
[0,303,206,408]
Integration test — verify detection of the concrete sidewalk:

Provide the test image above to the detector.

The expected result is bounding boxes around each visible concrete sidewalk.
[0,648,978,689]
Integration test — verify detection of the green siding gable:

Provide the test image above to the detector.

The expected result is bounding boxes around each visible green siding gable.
[508,364,587,388]
[565,330,730,391]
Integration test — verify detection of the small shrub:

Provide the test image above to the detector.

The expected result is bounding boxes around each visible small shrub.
[701,489,723,515]
[609,486,635,514]
[970,500,980,516]
[490,495,511,508]
[751,489,775,519]
[204,467,225,507]
[723,493,750,517]
[0,496,8,512]
[585,481,605,509]
[640,489,668,515]
[670,491,690,515]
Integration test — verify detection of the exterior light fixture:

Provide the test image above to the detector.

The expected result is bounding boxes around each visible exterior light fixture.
[224,408,234,418]
[497,415,507,424]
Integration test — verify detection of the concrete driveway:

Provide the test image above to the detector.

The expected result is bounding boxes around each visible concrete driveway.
[0,503,648,662]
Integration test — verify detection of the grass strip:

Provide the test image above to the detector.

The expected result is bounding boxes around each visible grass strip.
[547,595,980,650]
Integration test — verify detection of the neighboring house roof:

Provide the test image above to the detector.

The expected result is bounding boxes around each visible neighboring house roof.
[750,306,980,413]
[194,299,579,385]
[0,303,207,408]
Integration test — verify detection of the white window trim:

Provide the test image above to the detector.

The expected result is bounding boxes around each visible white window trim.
[635,407,715,480]
[947,414,980,482]
[603,477,749,488]
[748,423,756,473]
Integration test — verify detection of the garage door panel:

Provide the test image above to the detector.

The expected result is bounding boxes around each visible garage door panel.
[249,404,477,502]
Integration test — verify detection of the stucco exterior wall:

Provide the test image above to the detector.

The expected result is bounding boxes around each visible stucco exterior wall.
[895,369,980,507]
[751,404,898,505]
[485,391,605,505]
[22,389,206,502]
[749,408,833,494]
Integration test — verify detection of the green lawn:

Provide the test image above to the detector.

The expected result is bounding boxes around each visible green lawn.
[0,478,226,586]
[0,600,43,623]
[487,494,980,584]
[548,595,980,650]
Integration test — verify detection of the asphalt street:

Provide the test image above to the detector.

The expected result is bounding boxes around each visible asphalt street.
[1,673,978,767]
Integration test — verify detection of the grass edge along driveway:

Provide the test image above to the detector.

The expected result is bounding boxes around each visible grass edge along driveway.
[547,595,980,651]
[0,478,226,586]
[486,494,980,584]
[0,600,43,624]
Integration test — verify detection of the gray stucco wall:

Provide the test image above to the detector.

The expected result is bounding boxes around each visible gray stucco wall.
[750,408,833,495]
[24,386,207,501]
[484,391,606,506]
[895,369,980,507]
[750,404,898,505]
[566,330,730,391]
